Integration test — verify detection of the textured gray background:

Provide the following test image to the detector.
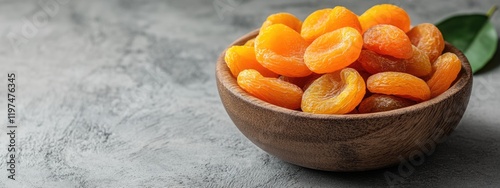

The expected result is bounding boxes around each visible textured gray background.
[0,0,499,187]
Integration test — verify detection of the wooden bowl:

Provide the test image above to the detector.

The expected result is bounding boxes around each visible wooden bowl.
[216,29,473,171]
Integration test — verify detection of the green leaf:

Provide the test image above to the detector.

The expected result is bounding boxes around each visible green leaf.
[436,8,498,73]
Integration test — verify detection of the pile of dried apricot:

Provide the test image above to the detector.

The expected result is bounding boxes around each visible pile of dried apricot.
[224,4,462,114]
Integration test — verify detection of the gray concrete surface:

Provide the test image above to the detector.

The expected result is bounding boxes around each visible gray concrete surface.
[0,0,499,187]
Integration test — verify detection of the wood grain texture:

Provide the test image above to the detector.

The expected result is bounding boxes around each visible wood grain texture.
[0,0,499,187]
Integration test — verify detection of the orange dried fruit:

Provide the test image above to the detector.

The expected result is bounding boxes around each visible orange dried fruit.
[301,73,324,91]
[279,75,308,89]
[255,24,312,77]
[224,46,279,78]
[404,46,433,77]
[228,5,456,114]
[260,12,302,33]
[301,6,362,43]
[244,38,255,47]
[237,69,303,109]
[407,23,445,62]
[304,27,363,74]
[301,68,366,114]
[357,70,372,83]
[358,46,432,77]
[363,24,413,59]
[358,4,411,33]
[367,72,431,102]
[347,60,365,72]
[358,94,416,113]
[426,52,462,98]
[279,73,321,89]
[358,50,405,74]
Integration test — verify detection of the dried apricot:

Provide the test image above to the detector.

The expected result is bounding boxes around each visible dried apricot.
[260,12,302,33]
[358,46,432,77]
[403,46,432,77]
[301,6,361,43]
[367,72,431,102]
[237,69,303,109]
[347,60,365,72]
[279,73,321,89]
[304,27,363,74]
[279,75,308,89]
[225,46,278,78]
[358,50,405,74]
[244,38,255,47]
[358,4,411,33]
[228,5,455,114]
[301,68,366,114]
[301,73,324,91]
[363,24,413,59]
[255,24,311,77]
[357,70,372,83]
[407,23,445,62]
[358,94,416,113]
[426,52,462,98]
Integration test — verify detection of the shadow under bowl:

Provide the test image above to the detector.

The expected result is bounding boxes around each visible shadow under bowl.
[216,29,473,171]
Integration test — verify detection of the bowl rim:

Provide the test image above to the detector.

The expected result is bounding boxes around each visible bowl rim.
[217,29,473,120]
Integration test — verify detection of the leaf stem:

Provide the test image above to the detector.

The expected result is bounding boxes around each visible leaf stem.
[487,5,498,18]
